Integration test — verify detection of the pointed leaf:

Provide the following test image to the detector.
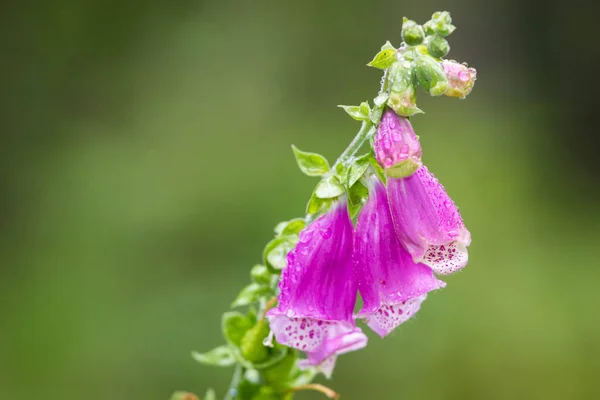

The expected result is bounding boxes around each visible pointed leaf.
[306,192,330,215]
[291,146,330,177]
[338,104,369,121]
[231,283,271,308]
[359,101,371,117]
[315,176,345,199]
[367,48,397,70]
[263,236,298,271]
[274,218,306,236]
[347,155,372,188]
[373,92,389,107]
[192,345,236,367]
[250,264,272,284]
[348,182,369,218]
[381,40,395,51]
[222,312,254,347]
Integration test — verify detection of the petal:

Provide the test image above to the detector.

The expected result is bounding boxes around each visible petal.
[354,175,445,337]
[267,313,367,373]
[273,201,357,323]
[362,295,428,338]
[423,238,469,275]
[387,165,471,273]
[298,355,337,379]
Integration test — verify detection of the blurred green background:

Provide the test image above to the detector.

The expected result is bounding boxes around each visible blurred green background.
[1,0,599,399]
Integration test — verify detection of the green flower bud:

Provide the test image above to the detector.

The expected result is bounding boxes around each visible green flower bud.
[387,87,422,117]
[414,55,448,96]
[423,11,456,37]
[401,17,425,46]
[386,61,422,116]
[250,264,271,285]
[427,35,450,58]
[240,320,270,363]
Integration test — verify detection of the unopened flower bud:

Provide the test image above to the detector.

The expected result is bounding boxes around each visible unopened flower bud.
[423,11,456,37]
[401,17,425,46]
[373,109,422,178]
[386,62,422,116]
[427,35,450,58]
[442,60,477,99]
[387,89,421,117]
[414,55,448,96]
[240,320,270,363]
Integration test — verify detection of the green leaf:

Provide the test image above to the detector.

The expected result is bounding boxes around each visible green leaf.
[192,345,236,367]
[274,218,306,236]
[306,192,330,215]
[380,40,395,51]
[222,311,254,347]
[359,101,371,117]
[348,182,369,218]
[231,283,270,308]
[338,104,369,121]
[315,175,345,199]
[335,162,347,179]
[373,92,389,108]
[347,155,372,188]
[203,389,217,400]
[367,47,397,70]
[291,145,330,177]
[369,157,386,183]
[251,345,288,370]
[250,264,272,284]
[263,236,298,271]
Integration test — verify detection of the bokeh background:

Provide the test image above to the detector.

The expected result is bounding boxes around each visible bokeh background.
[2,0,599,399]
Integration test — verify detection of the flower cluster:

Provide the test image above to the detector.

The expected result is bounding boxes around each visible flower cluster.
[267,109,471,376]
[182,11,476,400]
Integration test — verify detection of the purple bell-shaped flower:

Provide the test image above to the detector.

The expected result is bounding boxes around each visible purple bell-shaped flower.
[354,173,445,337]
[387,166,471,275]
[266,200,367,377]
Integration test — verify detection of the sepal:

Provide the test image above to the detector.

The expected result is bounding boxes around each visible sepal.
[423,11,456,37]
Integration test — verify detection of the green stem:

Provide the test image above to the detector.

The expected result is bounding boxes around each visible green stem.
[224,364,243,400]
[332,120,375,169]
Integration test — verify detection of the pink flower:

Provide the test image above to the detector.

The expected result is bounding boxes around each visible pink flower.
[387,166,471,274]
[266,201,367,377]
[442,60,477,99]
[354,173,445,337]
